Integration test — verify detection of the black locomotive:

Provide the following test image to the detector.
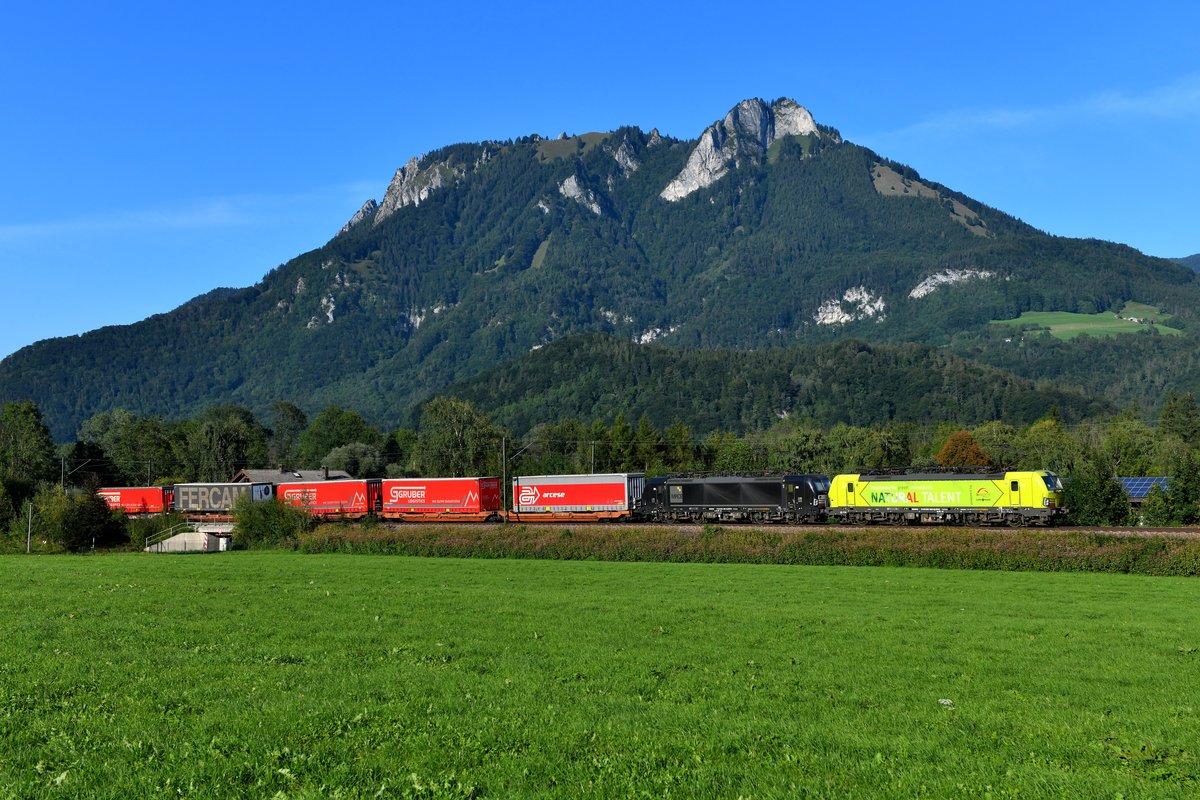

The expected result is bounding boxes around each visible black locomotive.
[641,474,830,524]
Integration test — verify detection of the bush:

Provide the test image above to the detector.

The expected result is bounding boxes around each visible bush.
[295,523,1200,576]
[1064,461,1132,526]
[125,513,190,551]
[0,482,15,530]
[232,496,313,548]
[28,484,126,552]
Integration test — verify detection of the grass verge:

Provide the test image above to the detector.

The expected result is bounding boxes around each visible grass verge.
[296,524,1200,576]
[1,553,1198,796]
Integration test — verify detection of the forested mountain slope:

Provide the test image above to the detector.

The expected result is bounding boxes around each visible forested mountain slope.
[439,334,1112,436]
[1,97,1194,439]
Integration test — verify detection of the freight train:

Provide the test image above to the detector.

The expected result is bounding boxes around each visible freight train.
[99,469,1066,526]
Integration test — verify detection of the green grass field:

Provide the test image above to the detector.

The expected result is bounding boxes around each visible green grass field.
[2,553,1198,797]
[994,301,1181,340]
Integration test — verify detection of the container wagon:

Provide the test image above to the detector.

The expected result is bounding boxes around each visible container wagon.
[826,470,1066,526]
[642,474,830,523]
[381,477,502,521]
[97,486,174,515]
[510,473,645,522]
[172,482,274,519]
[277,479,382,520]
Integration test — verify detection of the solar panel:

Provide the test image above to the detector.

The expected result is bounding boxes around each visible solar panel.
[1119,477,1169,499]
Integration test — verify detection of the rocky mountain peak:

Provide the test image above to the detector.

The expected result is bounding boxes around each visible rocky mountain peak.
[339,198,378,234]
[660,97,830,202]
[374,155,466,225]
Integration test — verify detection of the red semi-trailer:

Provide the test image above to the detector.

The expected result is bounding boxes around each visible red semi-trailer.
[380,477,502,521]
[97,486,173,515]
[277,479,382,519]
[510,473,645,521]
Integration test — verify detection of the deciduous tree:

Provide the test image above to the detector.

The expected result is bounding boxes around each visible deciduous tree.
[0,400,56,486]
[270,401,308,468]
[414,397,504,478]
[79,409,179,485]
[298,406,381,468]
[323,442,385,479]
[177,406,270,482]
[935,431,992,468]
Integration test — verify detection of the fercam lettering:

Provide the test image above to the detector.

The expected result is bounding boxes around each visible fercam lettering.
[177,484,248,511]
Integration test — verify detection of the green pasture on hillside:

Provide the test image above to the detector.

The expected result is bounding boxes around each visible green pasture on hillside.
[994,301,1180,340]
[2,553,1198,797]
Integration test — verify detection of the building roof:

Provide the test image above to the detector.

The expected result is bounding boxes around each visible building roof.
[1119,477,1169,501]
[233,468,354,484]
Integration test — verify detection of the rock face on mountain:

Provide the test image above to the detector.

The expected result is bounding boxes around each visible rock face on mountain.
[559,174,603,215]
[660,98,834,201]
[339,198,378,234]
[610,138,640,175]
[1,96,1196,440]
[374,155,464,224]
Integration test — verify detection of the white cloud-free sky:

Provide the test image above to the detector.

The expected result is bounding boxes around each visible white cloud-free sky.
[2,0,1197,359]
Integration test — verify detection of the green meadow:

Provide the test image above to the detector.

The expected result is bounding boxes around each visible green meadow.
[2,553,1198,797]
[994,301,1180,340]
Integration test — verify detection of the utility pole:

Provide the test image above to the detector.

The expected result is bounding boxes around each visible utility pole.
[501,436,537,522]
[26,501,32,554]
[63,458,92,489]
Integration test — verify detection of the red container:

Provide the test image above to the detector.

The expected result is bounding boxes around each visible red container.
[96,487,171,515]
[511,473,645,520]
[381,477,501,520]
[276,479,381,518]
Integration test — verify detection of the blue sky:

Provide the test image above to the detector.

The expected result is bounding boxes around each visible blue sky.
[2,0,1197,359]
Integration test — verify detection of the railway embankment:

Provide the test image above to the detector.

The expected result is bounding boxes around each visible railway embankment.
[294,523,1200,576]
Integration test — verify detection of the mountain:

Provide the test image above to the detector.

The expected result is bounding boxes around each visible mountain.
[1175,254,1200,270]
[1,97,1196,440]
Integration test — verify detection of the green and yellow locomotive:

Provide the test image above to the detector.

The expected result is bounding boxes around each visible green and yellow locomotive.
[827,470,1065,526]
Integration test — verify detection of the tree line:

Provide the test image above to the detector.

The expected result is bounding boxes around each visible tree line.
[4,391,1200,550]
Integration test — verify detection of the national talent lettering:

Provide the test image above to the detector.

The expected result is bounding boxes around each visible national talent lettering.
[869,490,963,504]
